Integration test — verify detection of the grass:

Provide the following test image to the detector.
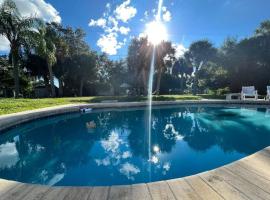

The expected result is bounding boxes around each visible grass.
[0,94,222,115]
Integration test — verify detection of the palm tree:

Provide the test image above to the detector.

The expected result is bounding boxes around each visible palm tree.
[127,37,153,95]
[0,0,40,98]
[35,24,57,97]
[154,41,175,95]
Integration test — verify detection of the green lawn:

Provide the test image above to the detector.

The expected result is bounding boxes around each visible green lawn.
[0,95,213,115]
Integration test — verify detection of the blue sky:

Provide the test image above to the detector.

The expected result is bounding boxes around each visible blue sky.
[1,0,270,59]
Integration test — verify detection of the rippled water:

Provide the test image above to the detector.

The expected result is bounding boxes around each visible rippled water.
[0,106,270,186]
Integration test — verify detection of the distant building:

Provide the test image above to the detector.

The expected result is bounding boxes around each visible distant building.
[34,85,50,98]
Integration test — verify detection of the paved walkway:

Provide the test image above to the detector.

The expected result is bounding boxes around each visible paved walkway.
[0,146,270,200]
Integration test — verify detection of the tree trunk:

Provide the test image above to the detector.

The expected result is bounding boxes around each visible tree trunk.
[180,74,184,94]
[11,48,19,98]
[155,69,162,95]
[193,70,198,95]
[142,69,148,95]
[48,64,56,97]
[59,78,64,97]
[193,62,203,95]
[43,75,50,96]
[79,79,84,97]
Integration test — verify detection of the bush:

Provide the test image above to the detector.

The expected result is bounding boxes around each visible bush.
[216,87,230,95]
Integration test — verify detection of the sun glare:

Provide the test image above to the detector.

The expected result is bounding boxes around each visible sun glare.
[145,20,168,45]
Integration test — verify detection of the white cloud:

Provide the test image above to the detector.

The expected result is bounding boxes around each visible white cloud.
[106,16,119,33]
[97,33,124,55]
[119,26,130,35]
[119,162,140,180]
[0,36,10,51]
[0,0,61,52]
[89,18,107,28]
[101,130,123,153]
[160,6,171,22]
[0,142,19,169]
[88,0,137,55]
[151,155,159,164]
[0,0,61,23]
[114,0,137,23]
[163,10,171,22]
[162,162,171,175]
[122,151,132,159]
[163,123,184,140]
[47,173,65,186]
[173,43,187,58]
[162,6,167,12]
[95,157,111,166]
[88,1,137,55]
[163,162,171,171]
[105,3,111,9]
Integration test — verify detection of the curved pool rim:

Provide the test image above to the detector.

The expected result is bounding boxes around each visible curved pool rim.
[0,99,270,190]
[1,100,270,132]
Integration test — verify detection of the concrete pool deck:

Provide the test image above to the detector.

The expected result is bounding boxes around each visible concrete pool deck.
[0,100,270,199]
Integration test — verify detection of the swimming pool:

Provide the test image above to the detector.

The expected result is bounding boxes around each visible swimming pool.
[0,105,270,186]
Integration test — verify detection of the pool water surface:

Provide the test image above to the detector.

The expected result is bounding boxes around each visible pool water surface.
[0,106,270,186]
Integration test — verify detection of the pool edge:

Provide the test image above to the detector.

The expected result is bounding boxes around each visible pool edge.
[1,99,270,131]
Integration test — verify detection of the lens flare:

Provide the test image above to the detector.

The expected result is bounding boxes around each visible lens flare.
[153,145,160,153]
[145,20,168,45]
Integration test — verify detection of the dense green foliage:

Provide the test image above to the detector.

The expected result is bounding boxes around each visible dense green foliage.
[0,0,40,97]
[0,0,270,98]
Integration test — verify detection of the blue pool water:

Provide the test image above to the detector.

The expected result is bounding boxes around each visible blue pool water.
[0,105,270,186]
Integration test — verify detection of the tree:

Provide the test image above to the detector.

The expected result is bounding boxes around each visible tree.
[219,21,270,94]
[154,41,175,95]
[255,20,270,36]
[62,27,89,56]
[24,54,49,88]
[51,23,69,97]
[35,24,58,97]
[0,0,40,97]
[197,62,229,92]
[74,53,97,97]
[109,59,128,95]
[127,37,153,95]
[127,37,175,95]
[59,27,91,96]
[172,58,193,93]
[96,54,113,84]
[0,55,13,96]
[184,40,217,94]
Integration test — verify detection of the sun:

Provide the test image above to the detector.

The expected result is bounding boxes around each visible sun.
[145,20,168,45]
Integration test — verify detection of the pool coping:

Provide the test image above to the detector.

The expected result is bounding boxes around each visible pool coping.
[0,99,270,199]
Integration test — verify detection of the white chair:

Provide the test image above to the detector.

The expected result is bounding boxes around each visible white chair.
[266,86,270,100]
[241,86,258,100]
